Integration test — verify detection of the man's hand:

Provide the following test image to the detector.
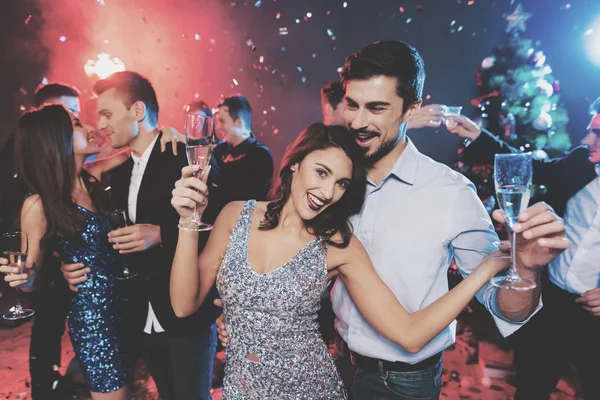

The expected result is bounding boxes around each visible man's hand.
[61,262,90,292]
[159,127,185,155]
[407,104,445,129]
[0,256,36,288]
[446,115,482,141]
[576,288,600,317]
[213,298,230,347]
[108,224,161,254]
[492,202,569,272]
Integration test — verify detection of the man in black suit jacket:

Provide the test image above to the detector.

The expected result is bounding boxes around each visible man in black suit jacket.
[447,105,600,400]
[62,71,222,399]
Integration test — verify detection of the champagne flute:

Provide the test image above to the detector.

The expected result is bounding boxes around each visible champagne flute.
[108,210,138,280]
[491,153,536,290]
[2,232,35,320]
[179,113,216,232]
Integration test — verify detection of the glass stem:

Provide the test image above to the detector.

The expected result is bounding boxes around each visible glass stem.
[14,289,24,314]
[507,229,518,279]
[191,168,204,224]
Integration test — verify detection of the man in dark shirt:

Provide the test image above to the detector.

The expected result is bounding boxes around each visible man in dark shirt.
[213,96,273,203]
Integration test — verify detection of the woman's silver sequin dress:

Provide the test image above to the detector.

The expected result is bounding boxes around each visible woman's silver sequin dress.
[217,200,347,399]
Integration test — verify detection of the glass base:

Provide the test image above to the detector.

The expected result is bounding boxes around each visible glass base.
[490,274,537,291]
[178,222,213,232]
[3,308,35,321]
[115,269,138,281]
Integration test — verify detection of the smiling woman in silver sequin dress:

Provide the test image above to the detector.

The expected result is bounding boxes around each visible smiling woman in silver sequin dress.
[170,123,511,399]
[0,105,135,399]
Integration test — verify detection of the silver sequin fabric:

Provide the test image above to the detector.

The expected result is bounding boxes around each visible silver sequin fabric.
[55,205,133,393]
[217,200,347,399]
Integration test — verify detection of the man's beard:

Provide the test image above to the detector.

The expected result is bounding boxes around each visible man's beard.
[350,128,397,167]
[363,138,396,167]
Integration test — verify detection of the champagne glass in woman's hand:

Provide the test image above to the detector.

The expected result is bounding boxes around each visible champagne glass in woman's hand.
[179,113,216,232]
[108,210,138,280]
[1,232,35,320]
[172,165,211,226]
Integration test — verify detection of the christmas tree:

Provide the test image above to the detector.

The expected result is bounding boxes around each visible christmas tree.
[456,4,572,207]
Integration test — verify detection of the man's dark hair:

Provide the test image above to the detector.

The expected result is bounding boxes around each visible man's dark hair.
[33,83,80,107]
[340,40,425,113]
[93,71,159,126]
[218,96,252,131]
[321,81,344,109]
[590,97,600,115]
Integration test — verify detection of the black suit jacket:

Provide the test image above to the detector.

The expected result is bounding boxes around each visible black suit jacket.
[462,129,597,216]
[109,132,223,336]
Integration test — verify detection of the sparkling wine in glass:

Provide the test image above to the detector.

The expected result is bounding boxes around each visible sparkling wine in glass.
[2,232,35,320]
[491,153,536,290]
[179,113,216,232]
[108,210,138,280]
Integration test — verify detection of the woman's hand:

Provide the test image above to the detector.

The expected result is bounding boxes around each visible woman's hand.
[480,249,511,278]
[0,256,36,288]
[160,127,185,155]
[171,165,210,224]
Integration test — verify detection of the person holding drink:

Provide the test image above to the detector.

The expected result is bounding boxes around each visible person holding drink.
[58,71,222,400]
[0,104,134,399]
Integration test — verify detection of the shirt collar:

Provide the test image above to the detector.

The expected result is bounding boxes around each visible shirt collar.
[131,133,159,165]
[595,164,600,177]
[387,138,419,186]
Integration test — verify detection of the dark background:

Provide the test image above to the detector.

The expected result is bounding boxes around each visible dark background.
[1,0,599,168]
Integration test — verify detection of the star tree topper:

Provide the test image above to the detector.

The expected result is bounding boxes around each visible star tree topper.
[504,4,532,33]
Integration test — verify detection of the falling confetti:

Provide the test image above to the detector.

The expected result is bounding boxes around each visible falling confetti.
[232,78,239,86]
[295,18,300,24]
[416,4,424,12]
[327,28,334,36]
[343,2,348,8]
[97,0,105,4]
[41,77,49,84]
[276,12,281,19]
[279,27,288,35]
[254,0,261,7]
[406,18,412,24]
[59,35,67,42]
[399,6,405,12]
[584,29,593,36]
[306,12,312,18]
[24,15,32,24]
[296,66,303,72]
[194,33,201,40]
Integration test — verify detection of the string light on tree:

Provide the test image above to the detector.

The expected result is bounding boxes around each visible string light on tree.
[84,53,126,80]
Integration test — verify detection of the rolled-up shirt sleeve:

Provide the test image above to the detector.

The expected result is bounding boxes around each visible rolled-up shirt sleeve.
[449,182,542,337]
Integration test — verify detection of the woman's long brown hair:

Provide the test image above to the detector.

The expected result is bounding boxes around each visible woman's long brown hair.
[259,123,366,248]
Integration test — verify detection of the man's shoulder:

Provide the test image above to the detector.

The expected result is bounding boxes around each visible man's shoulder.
[414,151,472,188]
[251,139,272,157]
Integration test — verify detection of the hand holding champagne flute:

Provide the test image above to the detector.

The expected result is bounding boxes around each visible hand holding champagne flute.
[178,113,216,232]
[1,232,35,320]
[491,153,536,290]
